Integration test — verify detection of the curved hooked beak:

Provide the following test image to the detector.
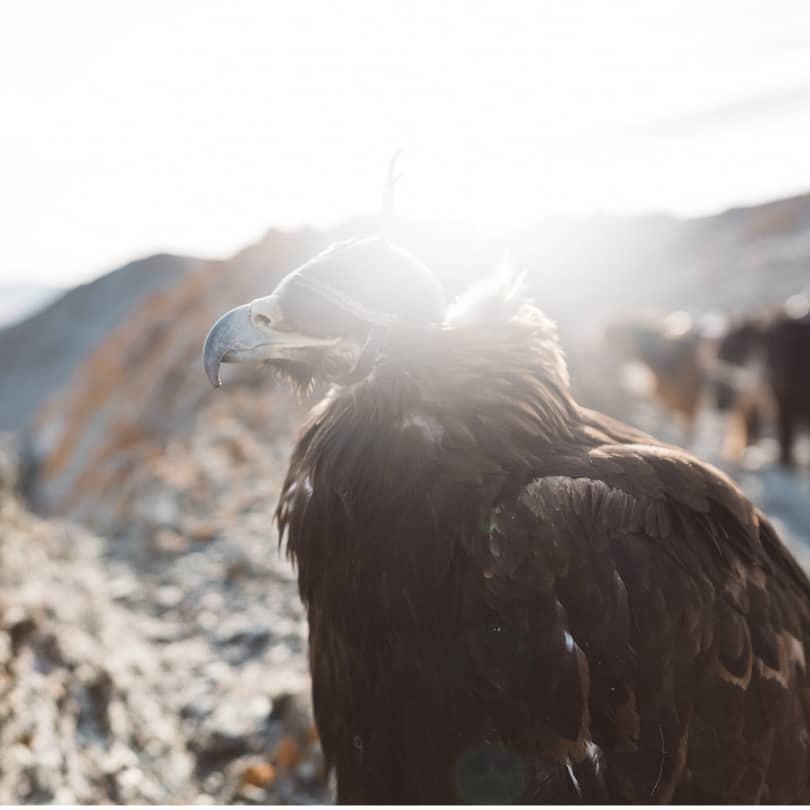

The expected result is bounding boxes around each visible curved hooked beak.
[203,298,339,388]
[203,304,264,388]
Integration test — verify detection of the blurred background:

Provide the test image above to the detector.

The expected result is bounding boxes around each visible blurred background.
[1,0,810,802]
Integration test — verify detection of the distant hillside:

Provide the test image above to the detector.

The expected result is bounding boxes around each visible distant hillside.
[507,192,810,334]
[0,283,61,329]
[0,254,202,431]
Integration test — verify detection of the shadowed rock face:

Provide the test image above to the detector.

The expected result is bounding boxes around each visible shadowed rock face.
[0,254,199,432]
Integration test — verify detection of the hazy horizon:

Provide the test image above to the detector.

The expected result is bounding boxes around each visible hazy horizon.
[3,0,810,286]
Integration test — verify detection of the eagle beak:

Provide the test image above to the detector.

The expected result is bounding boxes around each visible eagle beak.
[203,297,341,388]
[203,303,270,388]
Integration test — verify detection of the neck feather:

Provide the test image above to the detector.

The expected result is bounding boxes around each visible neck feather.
[280,311,581,522]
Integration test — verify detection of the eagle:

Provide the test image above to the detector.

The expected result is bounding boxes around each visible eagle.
[203,237,810,803]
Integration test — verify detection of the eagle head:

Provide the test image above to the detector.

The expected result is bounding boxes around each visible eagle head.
[203,237,445,390]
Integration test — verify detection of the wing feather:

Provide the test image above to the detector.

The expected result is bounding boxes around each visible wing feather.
[490,450,810,802]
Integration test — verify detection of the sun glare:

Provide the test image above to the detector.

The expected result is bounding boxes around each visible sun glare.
[1,0,810,284]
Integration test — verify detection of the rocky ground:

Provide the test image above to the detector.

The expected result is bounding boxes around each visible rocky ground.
[0,385,332,804]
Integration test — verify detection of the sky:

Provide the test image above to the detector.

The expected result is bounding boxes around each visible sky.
[2,0,810,286]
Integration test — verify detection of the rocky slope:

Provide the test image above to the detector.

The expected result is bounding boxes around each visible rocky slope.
[0,397,330,803]
[0,254,201,431]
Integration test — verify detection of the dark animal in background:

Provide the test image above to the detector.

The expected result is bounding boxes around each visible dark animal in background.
[708,338,775,466]
[204,239,810,802]
[713,296,810,467]
[605,313,704,438]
